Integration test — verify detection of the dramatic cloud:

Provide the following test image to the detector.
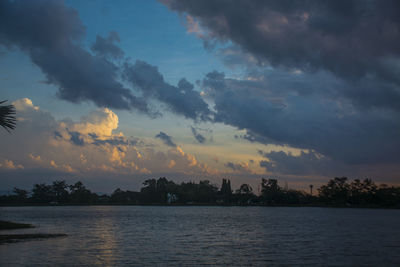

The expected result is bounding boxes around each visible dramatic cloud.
[163,1,400,86]
[0,99,216,187]
[258,150,339,177]
[0,0,152,113]
[155,132,177,148]
[68,131,85,146]
[202,71,400,165]
[2,1,400,187]
[168,0,400,169]
[91,135,133,147]
[0,0,224,121]
[225,161,252,174]
[190,126,206,144]
[162,0,400,118]
[123,60,213,121]
[68,108,119,137]
[91,31,124,60]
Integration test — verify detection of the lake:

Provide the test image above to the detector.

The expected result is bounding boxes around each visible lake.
[1,206,400,266]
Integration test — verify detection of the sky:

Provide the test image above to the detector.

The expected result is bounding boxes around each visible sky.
[1,0,400,193]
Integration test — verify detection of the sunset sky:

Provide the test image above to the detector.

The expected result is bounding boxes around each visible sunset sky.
[1,0,400,192]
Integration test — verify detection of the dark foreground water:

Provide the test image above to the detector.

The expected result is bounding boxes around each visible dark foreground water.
[1,206,400,266]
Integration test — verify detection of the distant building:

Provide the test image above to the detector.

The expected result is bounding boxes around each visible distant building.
[167,193,178,204]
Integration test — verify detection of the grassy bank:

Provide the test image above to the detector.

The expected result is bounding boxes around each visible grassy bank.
[0,220,34,230]
[0,233,67,243]
[0,220,67,244]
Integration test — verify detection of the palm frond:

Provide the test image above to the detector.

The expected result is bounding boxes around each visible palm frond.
[0,100,16,132]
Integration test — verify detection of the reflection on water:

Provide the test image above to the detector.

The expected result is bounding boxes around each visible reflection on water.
[89,207,118,266]
[1,206,400,266]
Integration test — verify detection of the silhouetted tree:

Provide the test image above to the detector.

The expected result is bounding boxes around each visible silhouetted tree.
[318,177,350,204]
[1,177,399,207]
[234,184,256,204]
[375,184,400,206]
[220,179,232,203]
[236,184,252,195]
[69,181,95,203]
[110,188,140,204]
[12,187,29,202]
[197,180,218,203]
[141,178,159,203]
[51,180,69,203]
[261,178,282,204]
[32,183,54,203]
[281,189,308,204]
[139,177,179,203]
[140,179,157,203]
[156,177,169,203]
[174,180,218,204]
[0,100,16,132]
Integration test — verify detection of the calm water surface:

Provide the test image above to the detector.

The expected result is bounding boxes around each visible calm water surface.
[1,206,400,266]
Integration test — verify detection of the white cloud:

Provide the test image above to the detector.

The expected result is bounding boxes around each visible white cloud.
[12,98,39,112]
[0,159,24,170]
[69,108,119,137]
[1,98,217,180]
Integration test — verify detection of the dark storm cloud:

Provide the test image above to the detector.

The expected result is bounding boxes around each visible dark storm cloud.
[68,131,84,146]
[91,136,130,147]
[2,0,400,173]
[225,162,248,172]
[235,133,270,144]
[155,132,177,147]
[55,130,132,147]
[162,0,400,79]
[190,126,206,144]
[88,133,140,147]
[202,71,400,164]
[258,150,343,176]
[91,31,124,60]
[54,131,63,139]
[123,60,213,121]
[0,0,218,122]
[0,0,149,113]
[162,0,400,111]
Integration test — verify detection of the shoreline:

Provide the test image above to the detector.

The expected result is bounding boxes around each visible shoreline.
[0,220,34,230]
[0,220,67,244]
[1,203,399,209]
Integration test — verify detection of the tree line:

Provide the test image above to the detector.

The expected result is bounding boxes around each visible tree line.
[1,177,399,207]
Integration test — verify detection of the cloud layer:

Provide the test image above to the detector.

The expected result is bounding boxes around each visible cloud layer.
[161,0,400,167]
[201,70,400,165]
[0,98,215,182]
[155,132,177,148]
[0,0,152,112]
[123,60,212,120]
[163,0,400,101]
[2,1,400,184]
[0,0,209,119]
